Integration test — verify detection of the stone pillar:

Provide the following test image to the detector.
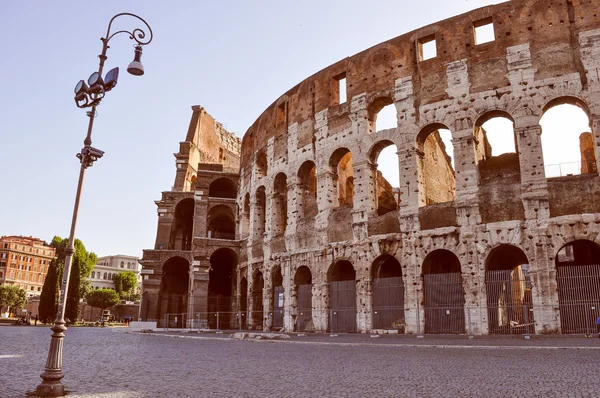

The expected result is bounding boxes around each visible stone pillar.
[515,122,549,220]
[356,276,372,333]
[452,128,482,227]
[397,146,421,231]
[527,237,561,334]
[285,178,301,251]
[315,171,336,245]
[461,238,488,335]
[312,280,328,332]
[351,160,378,240]
[282,260,294,332]
[263,273,273,332]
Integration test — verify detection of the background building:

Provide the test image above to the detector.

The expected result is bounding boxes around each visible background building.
[0,236,55,297]
[88,254,142,291]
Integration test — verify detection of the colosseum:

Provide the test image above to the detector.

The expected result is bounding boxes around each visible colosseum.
[140,0,600,335]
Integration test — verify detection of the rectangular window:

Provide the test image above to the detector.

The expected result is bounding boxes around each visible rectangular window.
[474,18,495,45]
[1,253,5,259]
[276,102,287,125]
[418,35,437,61]
[335,73,347,105]
[3,243,7,248]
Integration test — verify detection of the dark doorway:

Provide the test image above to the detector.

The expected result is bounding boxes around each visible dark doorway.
[328,260,356,333]
[422,250,465,334]
[555,240,600,334]
[294,266,313,332]
[240,277,248,330]
[272,266,284,329]
[485,245,534,334]
[168,199,194,250]
[252,270,264,330]
[157,257,189,328]
[372,255,404,331]
[208,249,237,329]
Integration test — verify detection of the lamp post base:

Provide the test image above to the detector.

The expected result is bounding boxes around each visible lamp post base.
[36,322,68,397]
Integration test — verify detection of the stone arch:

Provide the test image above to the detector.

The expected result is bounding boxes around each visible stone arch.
[251,268,264,330]
[368,139,400,216]
[554,239,600,334]
[240,193,251,239]
[208,248,237,329]
[209,177,237,199]
[297,160,318,222]
[329,148,354,208]
[484,244,534,334]
[367,96,396,133]
[371,254,405,331]
[540,96,595,177]
[272,173,288,236]
[168,198,194,251]
[327,260,356,333]
[416,123,455,206]
[421,249,465,334]
[253,186,267,239]
[157,256,189,328]
[207,204,235,240]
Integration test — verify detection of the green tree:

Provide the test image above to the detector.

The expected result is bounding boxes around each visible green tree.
[114,271,137,299]
[49,236,97,323]
[38,258,63,323]
[0,285,27,316]
[86,289,119,311]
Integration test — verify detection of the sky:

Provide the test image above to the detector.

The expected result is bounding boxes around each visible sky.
[0,0,589,259]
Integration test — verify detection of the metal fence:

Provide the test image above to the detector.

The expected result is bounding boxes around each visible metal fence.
[329,280,357,333]
[485,269,535,334]
[544,160,596,178]
[556,264,600,334]
[372,277,404,331]
[423,273,465,334]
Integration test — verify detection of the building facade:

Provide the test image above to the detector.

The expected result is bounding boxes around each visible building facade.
[142,0,600,335]
[88,255,142,291]
[0,236,56,297]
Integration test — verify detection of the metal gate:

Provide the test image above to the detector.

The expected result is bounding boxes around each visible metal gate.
[208,294,232,329]
[372,277,404,330]
[556,264,600,334]
[273,286,284,329]
[297,284,312,331]
[329,280,356,333]
[423,273,465,334]
[486,268,534,334]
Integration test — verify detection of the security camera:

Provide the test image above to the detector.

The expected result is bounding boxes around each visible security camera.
[83,146,105,159]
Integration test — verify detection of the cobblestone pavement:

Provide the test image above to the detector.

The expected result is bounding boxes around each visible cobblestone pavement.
[2,326,600,398]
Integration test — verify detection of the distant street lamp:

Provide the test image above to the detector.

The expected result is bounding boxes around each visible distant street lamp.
[36,13,153,397]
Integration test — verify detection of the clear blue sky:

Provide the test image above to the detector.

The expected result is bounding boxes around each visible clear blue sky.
[3,0,584,259]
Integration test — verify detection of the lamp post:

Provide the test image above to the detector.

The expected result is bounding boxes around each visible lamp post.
[36,13,153,397]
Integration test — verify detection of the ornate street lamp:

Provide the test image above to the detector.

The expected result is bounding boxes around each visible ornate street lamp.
[36,13,153,397]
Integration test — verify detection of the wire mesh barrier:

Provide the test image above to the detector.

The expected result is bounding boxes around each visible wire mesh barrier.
[273,286,284,329]
[423,273,465,334]
[372,277,405,331]
[485,268,535,334]
[297,284,313,332]
[329,280,357,333]
[556,264,600,334]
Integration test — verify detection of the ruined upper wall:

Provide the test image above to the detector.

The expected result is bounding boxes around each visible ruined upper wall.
[174,106,241,191]
[239,0,600,182]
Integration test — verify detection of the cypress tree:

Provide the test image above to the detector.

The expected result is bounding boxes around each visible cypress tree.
[39,258,60,323]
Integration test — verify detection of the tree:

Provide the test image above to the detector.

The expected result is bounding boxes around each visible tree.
[114,271,137,299]
[86,289,119,312]
[48,236,97,323]
[39,258,62,323]
[0,285,27,316]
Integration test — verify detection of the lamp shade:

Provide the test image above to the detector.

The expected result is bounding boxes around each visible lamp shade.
[127,45,144,76]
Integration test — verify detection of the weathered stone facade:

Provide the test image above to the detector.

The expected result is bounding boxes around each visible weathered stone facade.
[142,0,600,335]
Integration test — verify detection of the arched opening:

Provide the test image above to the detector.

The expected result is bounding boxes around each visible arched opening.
[555,239,600,333]
[189,175,197,191]
[207,205,235,240]
[240,276,248,329]
[368,97,396,133]
[416,124,455,206]
[540,99,594,177]
[294,266,313,332]
[208,248,237,329]
[253,186,267,240]
[272,265,284,329]
[157,256,189,328]
[240,193,251,239]
[372,255,404,331]
[485,245,534,334]
[474,112,520,179]
[251,270,264,330]
[256,151,268,178]
[297,161,317,220]
[422,249,465,334]
[328,260,356,332]
[209,178,237,199]
[272,173,288,236]
[168,198,194,251]
[330,148,354,208]
[369,141,400,216]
